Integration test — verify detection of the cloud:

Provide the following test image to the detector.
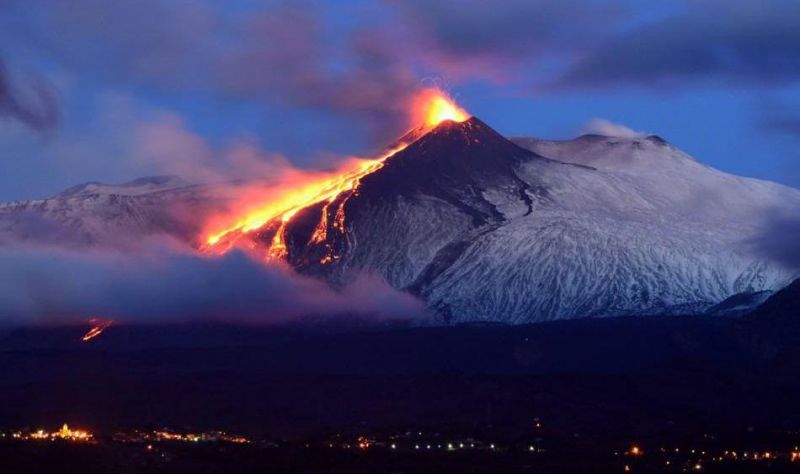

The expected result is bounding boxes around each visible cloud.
[0,241,425,326]
[4,0,800,202]
[760,103,800,138]
[755,102,800,187]
[555,0,800,90]
[0,59,59,133]
[132,113,217,182]
[386,0,628,84]
[31,0,218,90]
[0,86,308,198]
[763,117,800,137]
[581,119,646,139]
[212,4,423,142]
[6,0,425,144]
[747,209,800,270]
[6,0,800,142]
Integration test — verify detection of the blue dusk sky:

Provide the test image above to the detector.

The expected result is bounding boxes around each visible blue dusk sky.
[0,0,799,200]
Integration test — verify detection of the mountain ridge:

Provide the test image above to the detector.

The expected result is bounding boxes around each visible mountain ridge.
[276,118,800,322]
[0,118,798,323]
[56,175,192,198]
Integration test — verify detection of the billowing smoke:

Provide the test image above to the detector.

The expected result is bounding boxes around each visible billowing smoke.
[0,239,426,327]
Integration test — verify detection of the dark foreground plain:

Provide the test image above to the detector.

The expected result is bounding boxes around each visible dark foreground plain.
[0,281,799,472]
[3,438,800,473]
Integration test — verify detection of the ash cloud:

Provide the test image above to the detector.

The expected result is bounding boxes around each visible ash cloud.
[387,0,627,75]
[554,0,800,90]
[10,0,422,146]
[763,116,800,137]
[0,241,426,327]
[7,0,800,181]
[0,59,59,133]
[214,5,421,143]
[760,102,800,138]
[5,0,800,144]
[388,0,800,92]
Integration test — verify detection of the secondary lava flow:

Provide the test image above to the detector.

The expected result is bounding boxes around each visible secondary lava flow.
[81,318,113,342]
[202,88,469,260]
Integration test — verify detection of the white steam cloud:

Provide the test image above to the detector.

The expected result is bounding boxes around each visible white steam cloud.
[582,118,646,139]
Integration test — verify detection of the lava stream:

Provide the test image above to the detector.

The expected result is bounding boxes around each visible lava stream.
[81,319,113,342]
[204,144,407,258]
[201,88,468,260]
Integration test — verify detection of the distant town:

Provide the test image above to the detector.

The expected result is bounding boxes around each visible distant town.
[3,423,800,472]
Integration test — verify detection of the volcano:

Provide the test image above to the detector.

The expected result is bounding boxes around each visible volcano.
[272,118,542,276]
[2,112,799,324]
[240,117,800,323]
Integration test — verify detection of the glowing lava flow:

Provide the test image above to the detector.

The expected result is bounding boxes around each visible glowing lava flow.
[205,144,407,259]
[202,88,468,260]
[81,318,113,342]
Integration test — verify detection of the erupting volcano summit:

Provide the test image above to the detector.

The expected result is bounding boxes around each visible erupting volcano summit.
[187,85,800,324]
[4,88,796,325]
[202,88,471,261]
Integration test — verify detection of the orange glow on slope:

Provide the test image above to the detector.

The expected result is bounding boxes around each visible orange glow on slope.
[202,88,469,258]
[81,318,113,342]
[203,144,407,255]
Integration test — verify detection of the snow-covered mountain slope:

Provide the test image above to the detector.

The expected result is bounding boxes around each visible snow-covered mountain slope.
[275,119,800,323]
[0,176,210,247]
[1,120,797,324]
[511,134,798,226]
[57,175,191,198]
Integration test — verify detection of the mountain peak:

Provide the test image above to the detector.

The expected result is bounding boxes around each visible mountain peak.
[645,134,669,146]
[367,116,538,193]
[57,175,191,198]
[404,116,531,158]
[280,114,542,274]
[426,115,491,136]
[511,131,698,174]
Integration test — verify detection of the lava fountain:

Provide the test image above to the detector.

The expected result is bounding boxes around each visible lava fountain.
[201,88,469,260]
[412,88,469,128]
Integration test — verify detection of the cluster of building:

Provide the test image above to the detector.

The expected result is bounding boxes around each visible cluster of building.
[618,444,800,471]
[112,429,249,444]
[1,424,93,442]
[320,430,545,454]
[7,420,800,472]
[0,424,251,446]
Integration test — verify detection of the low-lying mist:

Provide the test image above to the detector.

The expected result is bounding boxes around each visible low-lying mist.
[0,239,425,327]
